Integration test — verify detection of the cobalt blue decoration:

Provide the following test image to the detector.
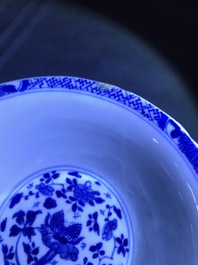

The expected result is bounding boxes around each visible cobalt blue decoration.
[0,168,133,265]
[0,76,197,175]
[0,76,197,265]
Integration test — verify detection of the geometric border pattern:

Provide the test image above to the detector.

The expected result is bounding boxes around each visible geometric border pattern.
[0,76,197,175]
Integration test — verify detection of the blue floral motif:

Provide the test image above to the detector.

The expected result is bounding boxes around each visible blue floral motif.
[10,210,42,241]
[116,234,129,257]
[35,183,54,196]
[66,179,105,212]
[89,242,105,259]
[102,219,117,241]
[101,204,120,241]
[86,212,100,235]
[23,242,39,264]
[43,197,57,209]
[9,193,23,209]
[38,210,84,263]
[68,171,82,178]
[4,210,42,265]
[1,218,7,232]
[40,172,60,184]
[55,189,67,199]
[2,244,14,265]
[83,257,93,265]
[0,168,131,265]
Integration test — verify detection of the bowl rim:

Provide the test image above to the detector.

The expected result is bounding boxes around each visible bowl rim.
[0,75,197,178]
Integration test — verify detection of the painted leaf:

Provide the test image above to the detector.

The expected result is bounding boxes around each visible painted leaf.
[69,196,76,201]
[93,253,98,259]
[116,237,122,244]
[7,252,14,260]
[78,206,83,212]
[94,197,104,204]
[96,242,102,250]
[95,181,101,186]
[78,200,85,206]
[2,244,8,254]
[67,186,73,191]
[93,212,98,220]
[9,225,21,237]
[84,257,88,264]
[52,173,59,179]
[93,222,99,235]
[86,220,92,226]
[123,238,128,247]
[66,178,72,185]
[23,242,31,254]
[89,200,94,206]
[68,171,81,178]
[32,247,39,255]
[93,191,100,195]
[72,203,77,212]
[114,206,122,219]
[0,218,7,232]
[99,250,105,256]
[13,210,25,225]
[23,227,36,241]
[26,210,42,226]
[43,173,50,179]
[28,254,34,264]
[9,193,23,209]
[73,178,77,185]
[89,245,96,252]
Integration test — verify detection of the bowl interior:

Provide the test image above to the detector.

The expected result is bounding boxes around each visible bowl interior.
[0,90,197,265]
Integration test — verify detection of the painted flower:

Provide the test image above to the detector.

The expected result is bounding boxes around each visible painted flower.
[2,244,14,264]
[86,212,100,235]
[66,179,104,211]
[74,181,95,203]
[43,197,57,209]
[23,242,39,264]
[116,234,129,257]
[36,183,54,196]
[89,242,105,259]
[102,218,117,241]
[38,210,83,263]
[9,210,42,241]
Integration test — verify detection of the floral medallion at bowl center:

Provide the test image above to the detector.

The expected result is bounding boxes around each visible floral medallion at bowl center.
[0,167,133,265]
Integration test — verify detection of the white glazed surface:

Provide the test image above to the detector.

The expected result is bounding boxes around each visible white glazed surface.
[0,80,197,265]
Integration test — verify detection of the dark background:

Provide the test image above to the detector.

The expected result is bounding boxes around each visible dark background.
[68,0,198,101]
[0,0,197,140]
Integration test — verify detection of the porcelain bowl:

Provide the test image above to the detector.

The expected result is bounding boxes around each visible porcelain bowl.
[0,76,197,265]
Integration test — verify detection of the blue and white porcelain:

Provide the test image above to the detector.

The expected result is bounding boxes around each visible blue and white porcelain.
[0,76,197,265]
[0,168,132,265]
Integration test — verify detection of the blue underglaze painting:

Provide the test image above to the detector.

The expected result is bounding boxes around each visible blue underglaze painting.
[0,76,197,175]
[0,168,133,265]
